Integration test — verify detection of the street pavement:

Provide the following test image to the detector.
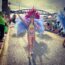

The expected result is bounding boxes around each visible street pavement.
[0,27,65,65]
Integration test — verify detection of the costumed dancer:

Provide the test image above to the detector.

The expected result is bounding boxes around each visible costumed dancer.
[17,8,44,55]
[27,17,35,55]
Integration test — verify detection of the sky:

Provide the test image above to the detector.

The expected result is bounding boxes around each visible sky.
[8,0,65,13]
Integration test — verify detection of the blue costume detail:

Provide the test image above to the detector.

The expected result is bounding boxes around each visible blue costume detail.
[15,16,44,35]
[57,11,65,32]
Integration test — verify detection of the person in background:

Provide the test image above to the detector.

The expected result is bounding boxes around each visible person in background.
[58,7,65,47]
[11,14,16,24]
[46,22,52,31]
[0,12,5,42]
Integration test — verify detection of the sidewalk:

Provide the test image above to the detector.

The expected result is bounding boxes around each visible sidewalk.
[0,25,10,55]
[0,42,3,55]
[0,27,10,65]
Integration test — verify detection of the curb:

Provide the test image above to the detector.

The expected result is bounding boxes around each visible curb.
[0,35,7,55]
[0,27,10,56]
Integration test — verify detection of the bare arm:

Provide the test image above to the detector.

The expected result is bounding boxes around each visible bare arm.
[17,14,28,25]
[17,14,25,22]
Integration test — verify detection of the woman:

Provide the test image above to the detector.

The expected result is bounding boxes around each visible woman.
[17,8,44,55]
[27,17,35,54]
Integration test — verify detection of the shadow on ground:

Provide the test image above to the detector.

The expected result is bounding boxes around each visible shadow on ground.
[37,34,52,40]
[24,41,48,65]
[12,31,26,38]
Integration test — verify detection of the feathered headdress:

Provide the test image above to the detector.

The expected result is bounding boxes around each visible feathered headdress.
[25,8,40,19]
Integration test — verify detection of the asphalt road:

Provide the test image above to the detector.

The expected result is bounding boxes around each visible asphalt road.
[0,27,65,65]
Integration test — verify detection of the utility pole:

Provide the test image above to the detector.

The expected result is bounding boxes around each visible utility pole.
[2,0,10,15]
